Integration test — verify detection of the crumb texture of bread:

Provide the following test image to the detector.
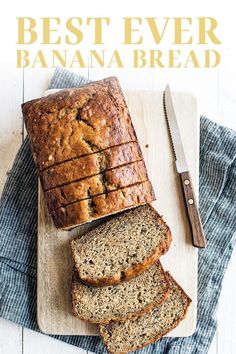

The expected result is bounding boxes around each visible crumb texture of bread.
[22,77,137,171]
[71,204,171,285]
[40,142,143,190]
[45,160,148,210]
[99,274,192,354]
[71,262,170,324]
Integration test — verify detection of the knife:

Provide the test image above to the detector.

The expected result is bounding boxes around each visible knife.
[163,84,206,248]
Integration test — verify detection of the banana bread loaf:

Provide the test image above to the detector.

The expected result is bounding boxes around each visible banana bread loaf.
[22,77,137,171]
[71,204,171,286]
[51,182,156,229]
[45,160,148,210]
[40,142,143,190]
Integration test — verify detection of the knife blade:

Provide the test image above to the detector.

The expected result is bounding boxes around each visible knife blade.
[163,84,206,248]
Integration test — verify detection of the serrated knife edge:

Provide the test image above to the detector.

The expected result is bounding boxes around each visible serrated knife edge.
[163,85,188,173]
[163,92,177,161]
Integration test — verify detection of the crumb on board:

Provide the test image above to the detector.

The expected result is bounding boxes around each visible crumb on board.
[145,144,149,148]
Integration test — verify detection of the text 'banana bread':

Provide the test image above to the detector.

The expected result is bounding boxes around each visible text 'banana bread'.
[71,204,172,285]
[99,273,192,354]
[71,262,170,324]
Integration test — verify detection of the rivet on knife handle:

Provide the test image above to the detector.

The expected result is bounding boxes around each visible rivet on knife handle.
[180,171,206,248]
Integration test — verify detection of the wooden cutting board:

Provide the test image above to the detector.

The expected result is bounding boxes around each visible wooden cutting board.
[37,90,198,336]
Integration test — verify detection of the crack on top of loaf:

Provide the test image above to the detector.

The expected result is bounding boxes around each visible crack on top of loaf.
[88,198,96,216]
[82,138,100,153]
[101,173,108,194]
[98,152,108,172]
[75,108,95,129]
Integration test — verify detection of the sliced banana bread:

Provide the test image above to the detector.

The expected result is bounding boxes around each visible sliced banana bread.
[99,273,191,354]
[22,77,137,171]
[41,142,143,190]
[45,160,148,210]
[51,182,155,229]
[71,262,170,324]
[71,204,171,285]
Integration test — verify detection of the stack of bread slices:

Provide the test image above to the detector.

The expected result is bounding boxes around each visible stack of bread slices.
[71,204,191,354]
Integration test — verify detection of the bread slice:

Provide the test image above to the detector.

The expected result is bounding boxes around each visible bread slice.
[45,160,148,210]
[71,204,171,286]
[51,181,156,230]
[71,261,170,324]
[40,142,143,190]
[99,273,192,354]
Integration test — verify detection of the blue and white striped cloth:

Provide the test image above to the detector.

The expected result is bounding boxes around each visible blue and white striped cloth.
[0,68,235,354]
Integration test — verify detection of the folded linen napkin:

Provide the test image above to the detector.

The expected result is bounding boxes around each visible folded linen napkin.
[0,68,235,354]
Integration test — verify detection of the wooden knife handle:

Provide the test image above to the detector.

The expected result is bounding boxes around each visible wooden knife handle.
[180,171,206,248]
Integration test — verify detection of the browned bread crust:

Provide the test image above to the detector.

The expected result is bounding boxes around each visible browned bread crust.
[71,204,171,287]
[71,262,171,324]
[40,142,143,190]
[51,181,156,230]
[22,77,137,171]
[99,273,192,354]
[45,160,148,210]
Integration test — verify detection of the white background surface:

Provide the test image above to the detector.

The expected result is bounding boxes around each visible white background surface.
[0,1,235,353]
